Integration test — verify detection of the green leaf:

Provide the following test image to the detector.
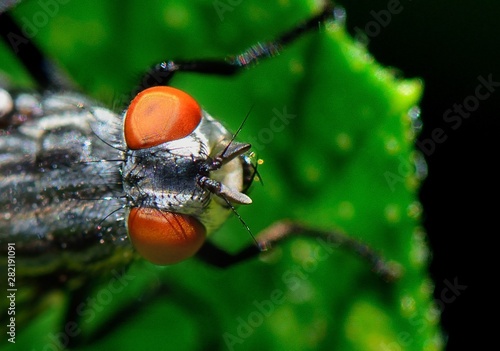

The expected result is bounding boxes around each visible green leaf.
[2,1,443,350]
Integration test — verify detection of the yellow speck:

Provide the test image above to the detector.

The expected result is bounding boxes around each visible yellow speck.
[338,201,355,219]
[384,136,400,154]
[288,58,304,75]
[305,165,320,182]
[291,240,314,262]
[248,5,269,22]
[407,201,423,219]
[410,227,430,267]
[419,279,435,301]
[424,333,446,351]
[398,81,418,96]
[384,204,401,223]
[344,301,397,351]
[287,280,315,304]
[405,127,416,142]
[164,5,189,29]
[400,295,416,316]
[426,304,441,325]
[374,68,393,82]
[336,132,352,150]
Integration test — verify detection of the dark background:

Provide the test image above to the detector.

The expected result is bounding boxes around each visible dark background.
[342,0,496,349]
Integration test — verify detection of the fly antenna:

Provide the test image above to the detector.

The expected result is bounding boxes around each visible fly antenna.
[221,195,259,247]
[220,104,254,158]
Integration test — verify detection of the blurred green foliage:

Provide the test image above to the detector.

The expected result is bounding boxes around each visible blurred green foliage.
[1,0,442,350]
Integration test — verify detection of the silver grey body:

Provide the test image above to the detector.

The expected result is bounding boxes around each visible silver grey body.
[0,87,249,277]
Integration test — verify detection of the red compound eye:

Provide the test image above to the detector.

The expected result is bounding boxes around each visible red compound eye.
[127,208,206,265]
[124,86,202,149]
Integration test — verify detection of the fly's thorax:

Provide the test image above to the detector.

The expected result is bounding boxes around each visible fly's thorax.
[122,138,210,217]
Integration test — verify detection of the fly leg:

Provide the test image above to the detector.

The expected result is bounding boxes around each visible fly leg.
[0,11,72,91]
[133,1,336,94]
[60,275,226,350]
[62,283,91,349]
[197,220,402,282]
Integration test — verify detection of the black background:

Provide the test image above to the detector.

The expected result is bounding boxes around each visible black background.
[342,1,496,349]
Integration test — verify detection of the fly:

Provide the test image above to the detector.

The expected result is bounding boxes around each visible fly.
[0,84,254,269]
[0,1,400,348]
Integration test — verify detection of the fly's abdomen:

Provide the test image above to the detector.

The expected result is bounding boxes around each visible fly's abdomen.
[0,90,135,276]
